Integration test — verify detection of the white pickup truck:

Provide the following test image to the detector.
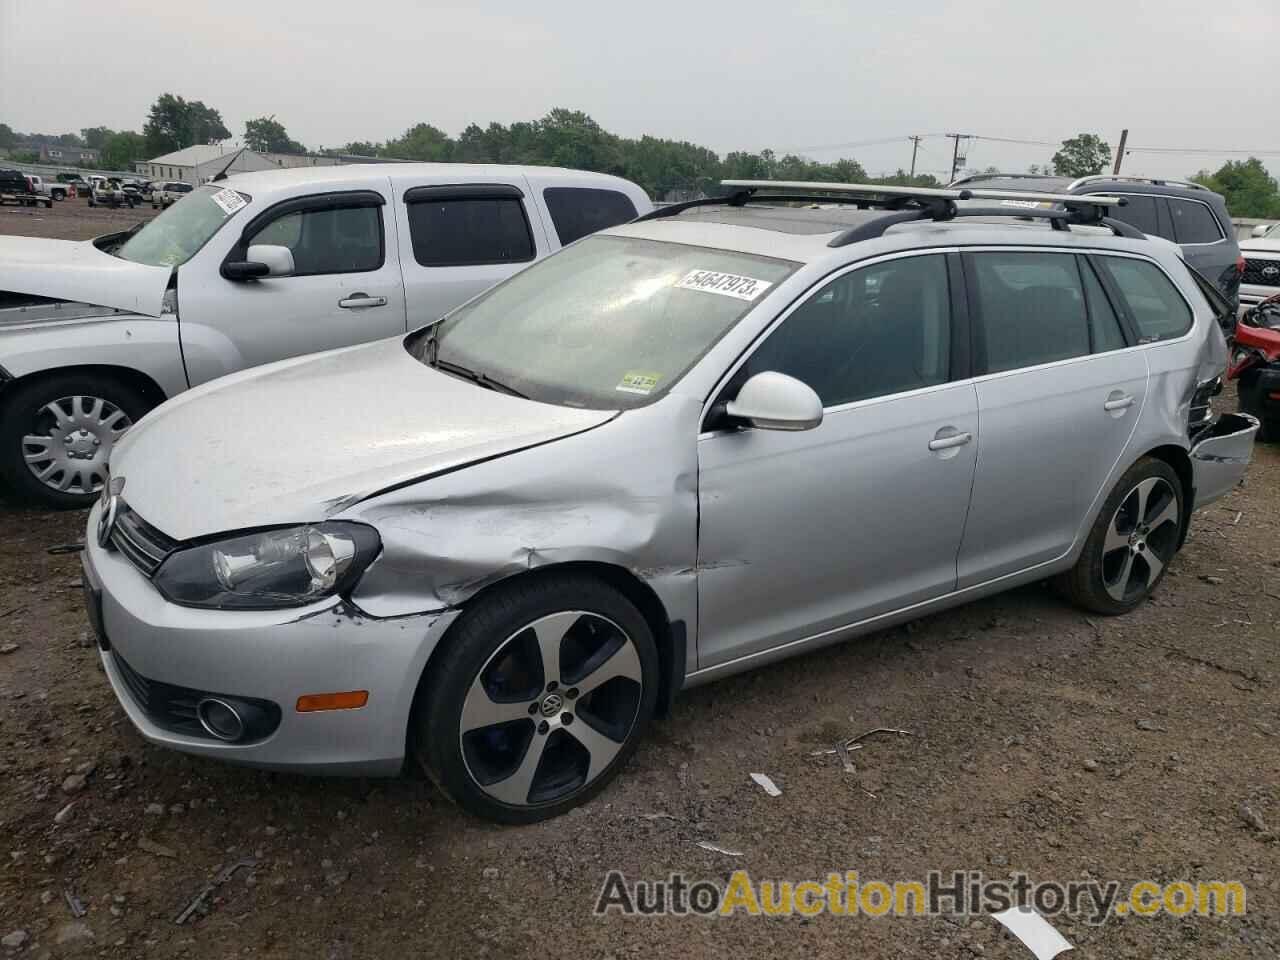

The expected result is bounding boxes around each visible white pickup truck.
[0,163,651,507]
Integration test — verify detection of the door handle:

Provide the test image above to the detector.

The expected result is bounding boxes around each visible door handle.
[1103,394,1135,412]
[338,293,387,309]
[928,431,972,451]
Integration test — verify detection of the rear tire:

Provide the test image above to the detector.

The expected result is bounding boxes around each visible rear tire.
[1057,457,1183,615]
[413,573,659,824]
[0,373,154,509]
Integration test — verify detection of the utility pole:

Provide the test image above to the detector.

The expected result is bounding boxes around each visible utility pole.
[946,133,971,183]
[1112,128,1129,175]
[909,135,922,178]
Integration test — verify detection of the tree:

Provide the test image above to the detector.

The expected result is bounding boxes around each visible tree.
[143,93,231,156]
[80,126,115,150]
[382,122,453,161]
[1193,158,1280,218]
[1051,133,1112,178]
[101,131,147,171]
[0,123,18,149]
[244,115,306,154]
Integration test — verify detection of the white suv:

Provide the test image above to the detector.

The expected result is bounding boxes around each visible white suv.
[0,164,651,506]
[151,181,194,209]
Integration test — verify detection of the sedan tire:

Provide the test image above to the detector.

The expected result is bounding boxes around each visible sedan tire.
[413,573,659,824]
[1057,457,1183,615]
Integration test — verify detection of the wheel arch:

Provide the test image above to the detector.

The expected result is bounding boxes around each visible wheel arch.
[0,363,169,412]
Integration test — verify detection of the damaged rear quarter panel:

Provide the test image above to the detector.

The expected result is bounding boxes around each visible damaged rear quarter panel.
[344,395,703,674]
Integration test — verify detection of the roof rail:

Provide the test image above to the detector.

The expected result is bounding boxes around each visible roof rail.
[720,179,972,201]
[948,172,1060,187]
[1067,174,1209,193]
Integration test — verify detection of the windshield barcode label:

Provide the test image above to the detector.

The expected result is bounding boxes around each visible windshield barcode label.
[676,270,773,301]
[210,188,247,216]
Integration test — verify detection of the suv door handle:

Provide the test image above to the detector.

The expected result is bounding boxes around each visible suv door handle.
[928,430,973,451]
[1103,393,1135,412]
[338,293,387,309]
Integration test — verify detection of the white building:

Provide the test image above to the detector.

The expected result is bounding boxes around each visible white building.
[136,145,279,185]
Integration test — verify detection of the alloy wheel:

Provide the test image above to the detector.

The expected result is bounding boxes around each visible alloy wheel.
[459,611,644,807]
[21,395,133,495]
[1101,476,1179,602]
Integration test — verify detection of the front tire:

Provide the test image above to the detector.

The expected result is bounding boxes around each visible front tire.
[1057,457,1183,615]
[414,574,660,824]
[0,373,152,509]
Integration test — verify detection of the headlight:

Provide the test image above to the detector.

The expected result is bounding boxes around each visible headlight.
[152,522,381,610]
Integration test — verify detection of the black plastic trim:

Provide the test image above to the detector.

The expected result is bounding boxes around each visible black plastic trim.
[403,182,523,204]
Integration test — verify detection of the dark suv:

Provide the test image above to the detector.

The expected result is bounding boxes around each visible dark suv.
[952,174,1242,325]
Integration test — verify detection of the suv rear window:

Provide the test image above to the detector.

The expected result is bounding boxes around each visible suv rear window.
[543,188,638,245]
[1095,257,1193,341]
[407,197,535,267]
[1167,199,1222,244]
[969,252,1091,373]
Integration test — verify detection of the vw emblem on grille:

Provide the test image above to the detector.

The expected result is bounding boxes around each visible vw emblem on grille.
[96,476,125,549]
[1262,265,1280,278]
[540,693,563,717]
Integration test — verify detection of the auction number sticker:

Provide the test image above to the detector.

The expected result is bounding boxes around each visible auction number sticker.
[211,188,247,216]
[616,371,661,395]
[676,269,773,301]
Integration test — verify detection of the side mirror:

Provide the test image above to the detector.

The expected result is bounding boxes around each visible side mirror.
[246,244,295,277]
[725,371,823,431]
[1252,224,1270,238]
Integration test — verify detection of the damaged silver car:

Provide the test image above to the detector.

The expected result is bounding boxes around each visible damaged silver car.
[81,180,1258,823]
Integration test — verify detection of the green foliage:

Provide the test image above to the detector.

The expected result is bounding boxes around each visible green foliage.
[8,149,39,164]
[143,93,231,156]
[80,126,114,150]
[244,116,306,155]
[0,123,18,149]
[1193,158,1280,218]
[1051,133,1112,178]
[101,131,147,171]
[383,123,454,162]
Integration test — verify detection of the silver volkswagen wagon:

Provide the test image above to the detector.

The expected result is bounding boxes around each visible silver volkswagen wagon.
[81,181,1258,823]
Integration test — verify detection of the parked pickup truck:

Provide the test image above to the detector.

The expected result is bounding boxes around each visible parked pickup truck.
[0,163,651,506]
[26,175,71,202]
[0,169,53,208]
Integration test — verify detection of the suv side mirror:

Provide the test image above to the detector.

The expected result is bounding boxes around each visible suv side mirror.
[725,371,823,431]
[1252,224,1270,239]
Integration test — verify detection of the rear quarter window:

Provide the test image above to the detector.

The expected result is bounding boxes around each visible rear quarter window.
[406,197,535,267]
[1167,198,1223,244]
[1095,257,1193,342]
[543,187,639,245]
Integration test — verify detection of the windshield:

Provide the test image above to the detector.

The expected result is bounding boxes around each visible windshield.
[410,235,799,409]
[116,185,249,267]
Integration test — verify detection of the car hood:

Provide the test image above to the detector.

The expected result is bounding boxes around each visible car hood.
[110,337,617,540]
[0,235,170,317]
[1241,238,1280,255]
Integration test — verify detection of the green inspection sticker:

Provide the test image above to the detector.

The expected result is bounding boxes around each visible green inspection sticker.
[616,371,661,395]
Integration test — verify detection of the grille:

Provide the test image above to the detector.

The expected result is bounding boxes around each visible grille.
[111,651,205,737]
[1242,258,1280,288]
[109,502,178,577]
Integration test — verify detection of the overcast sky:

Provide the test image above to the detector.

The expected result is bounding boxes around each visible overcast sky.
[2,0,1277,180]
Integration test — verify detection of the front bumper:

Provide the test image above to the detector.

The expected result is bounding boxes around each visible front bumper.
[82,504,458,776]
[1239,282,1280,316]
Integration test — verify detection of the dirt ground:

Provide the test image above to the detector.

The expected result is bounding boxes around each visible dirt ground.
[0,203,1277,959]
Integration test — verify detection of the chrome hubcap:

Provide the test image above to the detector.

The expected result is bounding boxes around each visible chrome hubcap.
[21,395,132,495]
[459,611,643,807]
[1103,476,1179,602]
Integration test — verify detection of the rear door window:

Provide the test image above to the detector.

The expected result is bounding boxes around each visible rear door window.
[1094,257,1194,341]
[1167,199,1223,244]
[1108,194,1161,237]
[406,196,535,267]
[967,252,1090,374]
[543,188,638,245]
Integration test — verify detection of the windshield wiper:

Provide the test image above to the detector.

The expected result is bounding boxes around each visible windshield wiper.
[433,357,528,399]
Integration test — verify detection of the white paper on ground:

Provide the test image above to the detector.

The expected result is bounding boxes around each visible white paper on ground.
[749,773,782,797]
[993,906,1074,960]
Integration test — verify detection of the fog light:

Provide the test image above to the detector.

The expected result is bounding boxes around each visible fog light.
[197,698,245,741]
